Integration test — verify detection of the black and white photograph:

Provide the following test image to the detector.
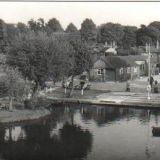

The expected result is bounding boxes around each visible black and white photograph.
[0,1,160,160]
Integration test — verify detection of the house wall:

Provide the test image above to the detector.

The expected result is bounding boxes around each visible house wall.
[90,68,115,81]
[115,68,130,81]
[90,69,104,82]
[91,67,131,82]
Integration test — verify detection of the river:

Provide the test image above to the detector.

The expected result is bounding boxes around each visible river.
[0,104,160,160]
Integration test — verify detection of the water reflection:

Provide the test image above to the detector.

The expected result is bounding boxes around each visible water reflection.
[0,105,160,160]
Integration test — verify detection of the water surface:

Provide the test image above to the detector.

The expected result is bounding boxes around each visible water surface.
[0,104,160,160]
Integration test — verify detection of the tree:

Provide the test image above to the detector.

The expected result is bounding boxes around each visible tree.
[80,18,97,43]
[0,19,7,53]
[17,22,28,33]
[66,23,78,33]
[6,23,19,45]
[47,18,63,33]
[0,67,28,110]
[122,26,137,49]
[136,24,159,46]
[7,31,73,97]
[28,19,39,32]
[98,22,124,45]
[148,21,160,31]
[66,39,92,96]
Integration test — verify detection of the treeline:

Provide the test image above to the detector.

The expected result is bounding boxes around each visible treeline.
[1,18,160,51]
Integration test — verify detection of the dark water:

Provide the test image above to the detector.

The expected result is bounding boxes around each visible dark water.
[0,104,160,160]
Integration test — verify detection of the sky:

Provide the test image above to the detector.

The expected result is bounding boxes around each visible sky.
[0,2,160,29]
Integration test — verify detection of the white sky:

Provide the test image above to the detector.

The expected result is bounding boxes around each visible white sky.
[0,2,160,29]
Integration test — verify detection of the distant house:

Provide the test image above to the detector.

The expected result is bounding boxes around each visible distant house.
[90,55,158,82]
[90,56,130,81]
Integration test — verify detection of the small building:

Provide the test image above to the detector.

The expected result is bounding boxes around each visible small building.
[90,55,156,82]
[90,56,130,81]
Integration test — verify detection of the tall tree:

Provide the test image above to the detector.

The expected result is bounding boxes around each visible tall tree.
[17,22,28,33]
[136,24,159,46]
[148,21,160,31]
[0,19,7,53]
[7,31,73,96]
[66,23,78,33]
[80,18,97,43]
[122,26,137,49]
[98,22,124,45]
[67,39,92,96]
[28,19,39,32]
[47,18,63,33]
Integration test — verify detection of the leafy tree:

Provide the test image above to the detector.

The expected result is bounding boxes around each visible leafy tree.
[6,24,19,45]
[136,24,159,46]
[98,22,124,45]
[80,18,97,43]
[0,67,29,110]
[66,39,92,96]
[148,21,160,31]
[17,22,28,33]
[0,19,7,53]
[66,23,78,33]
[28,19,39,32]
[122,26,137,49]
[7,31,73,96]
[47,18,63,33]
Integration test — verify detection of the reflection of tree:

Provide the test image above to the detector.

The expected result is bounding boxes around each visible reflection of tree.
[81,106,129,126]
[59,123,92,159]
[0,121,92,160]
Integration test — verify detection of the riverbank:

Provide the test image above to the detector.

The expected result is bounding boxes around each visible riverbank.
[40,87,160,109]
[0,109,51,123]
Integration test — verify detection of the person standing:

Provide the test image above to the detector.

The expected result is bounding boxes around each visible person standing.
[154,80,159,93]
[149,76,154,88]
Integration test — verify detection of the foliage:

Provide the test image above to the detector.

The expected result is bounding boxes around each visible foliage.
[98,22,124,45]
[69,39,92,76]
[136,25,159,46]
[66,23,78,33]
[0,67,30,109]
[47,18,63,33]
[122,26,137,49]
[0,19,7,53]
[17,22,28,33]
[7,31,74,93]
[80,18,97,43]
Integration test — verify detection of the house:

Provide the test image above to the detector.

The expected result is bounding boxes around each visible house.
[90,55,157,82]
[90,56,131,81]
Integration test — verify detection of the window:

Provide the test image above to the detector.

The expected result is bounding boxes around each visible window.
[97,69,104,75]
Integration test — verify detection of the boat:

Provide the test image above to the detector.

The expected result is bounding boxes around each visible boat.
[152,126,160,137]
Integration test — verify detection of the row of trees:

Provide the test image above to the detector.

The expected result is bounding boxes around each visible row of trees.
[2,18,160,50]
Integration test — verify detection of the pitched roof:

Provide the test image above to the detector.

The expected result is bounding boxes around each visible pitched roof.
[101,56,130,69]
[117,55,147,66]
